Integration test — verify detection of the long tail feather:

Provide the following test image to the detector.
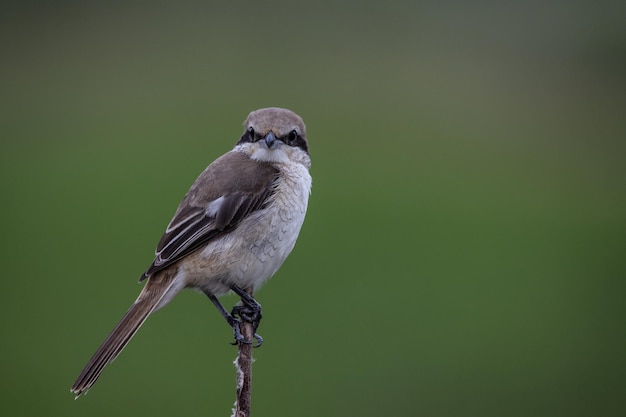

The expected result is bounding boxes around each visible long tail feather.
[71,273,176,397]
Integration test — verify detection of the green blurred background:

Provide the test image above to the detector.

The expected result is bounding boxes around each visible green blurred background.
[1,1,625,416]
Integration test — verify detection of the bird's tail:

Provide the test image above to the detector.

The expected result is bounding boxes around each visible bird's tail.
[71,272,177,397]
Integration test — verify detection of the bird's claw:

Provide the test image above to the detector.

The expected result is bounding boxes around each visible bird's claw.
[230,304,263,347]
[231,304,263,325]
[229,320,263,347]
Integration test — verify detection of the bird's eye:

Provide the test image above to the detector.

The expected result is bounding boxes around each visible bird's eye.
[238,126,256,144]
[288,129,298,142]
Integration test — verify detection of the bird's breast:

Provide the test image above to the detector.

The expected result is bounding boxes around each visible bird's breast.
[183,162,311,295]
[237,163,312,283]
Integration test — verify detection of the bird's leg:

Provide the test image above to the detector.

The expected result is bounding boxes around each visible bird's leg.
[230,285,263,347]
[204,292,248,345]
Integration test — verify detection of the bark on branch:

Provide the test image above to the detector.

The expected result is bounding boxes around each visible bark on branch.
[232,293,255,417]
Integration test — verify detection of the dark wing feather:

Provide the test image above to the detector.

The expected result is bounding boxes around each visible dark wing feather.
[140,151,278,281]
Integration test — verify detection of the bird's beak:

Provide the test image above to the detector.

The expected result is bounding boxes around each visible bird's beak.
[264,132,276,148]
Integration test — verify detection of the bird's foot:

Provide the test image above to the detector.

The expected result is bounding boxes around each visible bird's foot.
[232,302,262,324]
[204,290,263,347]
[231,302,263,347]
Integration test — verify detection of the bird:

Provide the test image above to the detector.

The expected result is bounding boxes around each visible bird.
[70,107,312,397]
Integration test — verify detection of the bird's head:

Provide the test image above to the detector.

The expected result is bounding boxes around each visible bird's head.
[236,107,310,168]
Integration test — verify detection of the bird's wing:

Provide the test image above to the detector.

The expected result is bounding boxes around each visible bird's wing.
[140,151,278,280]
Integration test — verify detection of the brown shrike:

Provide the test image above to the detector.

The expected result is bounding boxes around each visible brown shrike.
[71,107,311,397]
